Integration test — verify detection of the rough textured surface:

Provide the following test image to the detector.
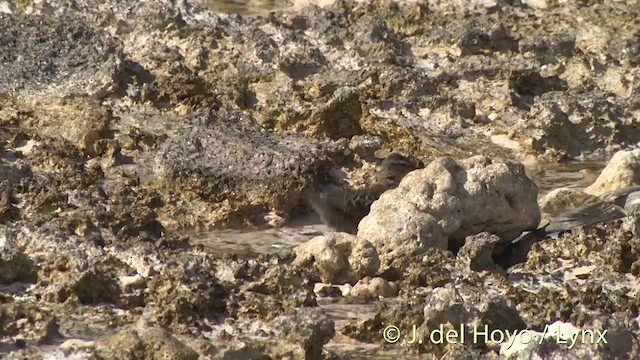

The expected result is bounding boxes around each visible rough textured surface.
[358,155,540,266]
[349,276,398,298]
[456,232,501,272]
[1,0,640,358]
[0,235,38,284]
[273,307,335,359]
[585,149,640,196]
[152,108,333,229]
[95,327,199,360]
[294,232,380,284]
[0,13,122,98]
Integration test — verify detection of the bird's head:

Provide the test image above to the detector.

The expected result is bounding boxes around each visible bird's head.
[376,152,424,186]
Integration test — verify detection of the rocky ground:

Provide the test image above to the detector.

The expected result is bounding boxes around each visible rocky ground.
[1,0,640,358]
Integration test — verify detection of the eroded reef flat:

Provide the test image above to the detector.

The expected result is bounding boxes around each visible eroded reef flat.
[1,0,640,359]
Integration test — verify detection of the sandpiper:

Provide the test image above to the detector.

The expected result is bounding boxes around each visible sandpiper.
[544,185,640,233]
[306,153,423,233]
[497,185,640,268]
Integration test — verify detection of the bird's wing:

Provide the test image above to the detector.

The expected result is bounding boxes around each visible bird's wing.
[544,199,627,234]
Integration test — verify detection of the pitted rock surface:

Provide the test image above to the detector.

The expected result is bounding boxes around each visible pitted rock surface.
[153,108,334,227]
[1,0,640,358]
[358,155,540,266]
[0,13,122,98]
[294,232,380,284]
[585,149,640,197]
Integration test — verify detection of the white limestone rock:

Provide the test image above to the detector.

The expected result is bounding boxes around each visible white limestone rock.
[350,276,398,298]
[294,232,379,284]
[358,155,540,266]
[584,150,640,196]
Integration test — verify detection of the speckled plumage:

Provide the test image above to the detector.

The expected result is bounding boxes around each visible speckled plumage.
[545,185,640,233]
[498,185,640,268]
[306,153,423,233]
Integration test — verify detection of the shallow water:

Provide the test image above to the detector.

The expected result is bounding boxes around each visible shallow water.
[189,212,331,257]
[191,160,607,257]
[201,0,295,15]
[201,0,339,15]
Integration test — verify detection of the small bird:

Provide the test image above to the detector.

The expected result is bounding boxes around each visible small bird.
[496,185,640,268]
[544,185,640,233]
[376,153,425,188]
[306,153,423,233]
